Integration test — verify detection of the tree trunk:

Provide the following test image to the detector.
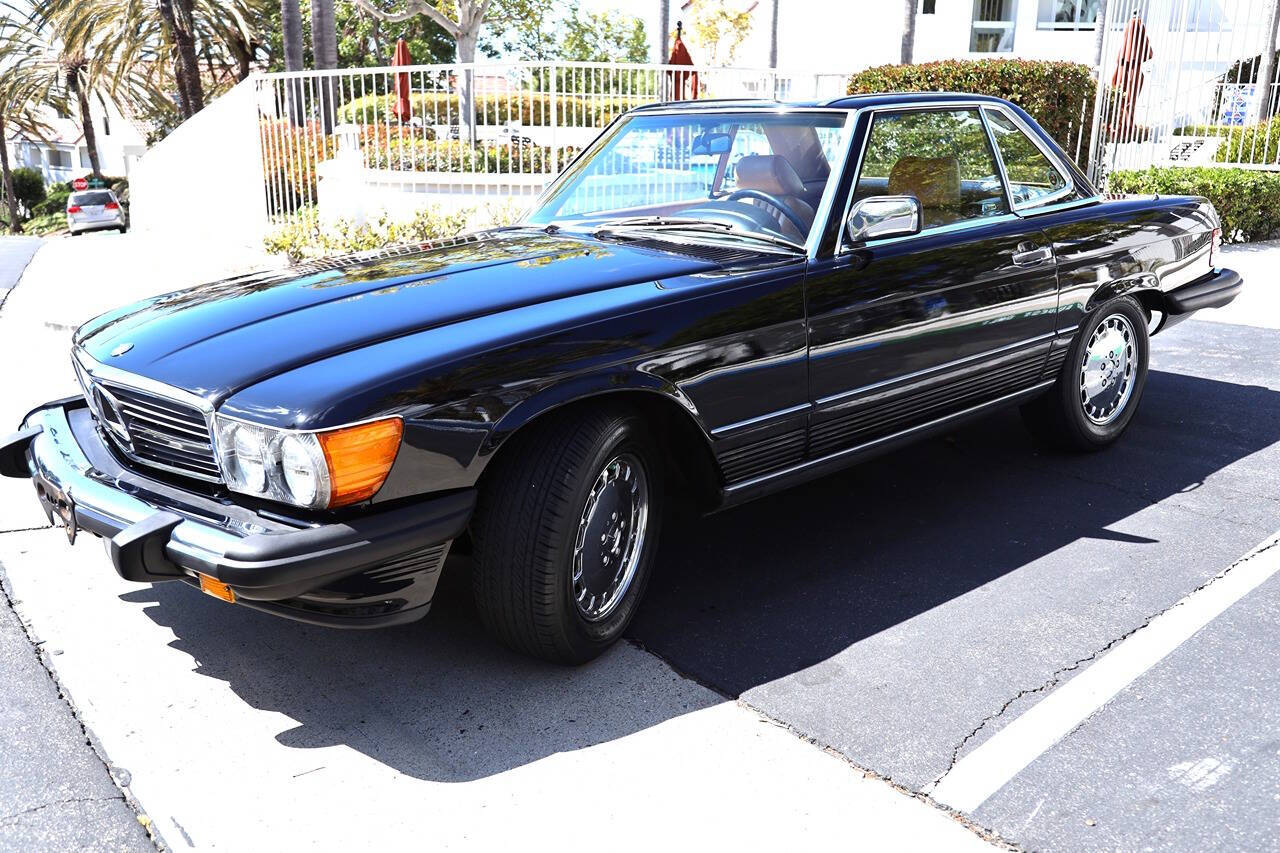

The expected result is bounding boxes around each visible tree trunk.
[0,115,20,233]
[901,0,916,65]
[159,0,206,118]
[1258,0,1280,122]
[311,0,339,132]
[659,0,669,63]
[1093,0,1109,68]
[282,0,305,125]
[456,29,477,146]
[73,78,104,179]
[769,0,779,68]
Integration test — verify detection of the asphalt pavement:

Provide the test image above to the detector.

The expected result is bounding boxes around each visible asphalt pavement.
[0,236,151,850]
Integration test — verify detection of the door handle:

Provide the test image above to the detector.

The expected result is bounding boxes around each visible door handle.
[1012,245,1053,267]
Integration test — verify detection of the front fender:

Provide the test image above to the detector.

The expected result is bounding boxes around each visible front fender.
[487,369,710,454]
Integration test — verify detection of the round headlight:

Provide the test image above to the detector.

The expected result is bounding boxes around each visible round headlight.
[231,425,267,493]
[279,434,325,507]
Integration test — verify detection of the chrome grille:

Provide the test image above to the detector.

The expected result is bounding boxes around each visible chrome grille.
[91,380,222,482]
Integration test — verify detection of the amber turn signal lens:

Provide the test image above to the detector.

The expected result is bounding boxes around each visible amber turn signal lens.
[199,574,236,602]
[317,417,403,508]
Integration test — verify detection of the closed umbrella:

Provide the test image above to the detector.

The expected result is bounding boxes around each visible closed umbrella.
[392,38,412,123]
[665,21,698,101]
[1109,12,1153,140]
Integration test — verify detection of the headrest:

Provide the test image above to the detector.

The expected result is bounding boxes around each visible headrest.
[734,155,806,197]
[887,156,962,207]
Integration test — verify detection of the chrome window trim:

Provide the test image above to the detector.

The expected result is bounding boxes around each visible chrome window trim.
[72,347,224,484]
[981,105,1077,211]
[834,99,1103,254]
[835,100,1019,255]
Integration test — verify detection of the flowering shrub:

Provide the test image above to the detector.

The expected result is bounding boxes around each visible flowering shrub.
[339,91,647,128]
[263,202,524,264]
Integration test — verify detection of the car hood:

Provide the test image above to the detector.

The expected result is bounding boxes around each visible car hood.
[75,230,720,400]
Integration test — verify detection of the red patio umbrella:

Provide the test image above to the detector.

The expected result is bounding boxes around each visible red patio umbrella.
[665,22,698,101]
[1109,12,1153,139]
[392,38,412,123]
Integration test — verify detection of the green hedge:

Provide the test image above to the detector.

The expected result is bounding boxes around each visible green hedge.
[1212,115,1280,165]
[339,91,648,128]
[847,59,1095,166]
[364,137,579,173]
[1107,166,1280,243]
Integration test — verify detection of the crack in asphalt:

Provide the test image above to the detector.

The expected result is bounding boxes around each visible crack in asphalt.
[931,536,1280,789]
[0,524,54,535]
[0,794,126,825]
[734,697,1021,851]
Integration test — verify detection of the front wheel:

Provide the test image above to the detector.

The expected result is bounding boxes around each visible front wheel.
[470,406,663,664]
[1021,296,1149,451]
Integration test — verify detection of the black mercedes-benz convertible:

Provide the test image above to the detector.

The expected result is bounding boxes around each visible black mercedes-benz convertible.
[1,93,1242,663]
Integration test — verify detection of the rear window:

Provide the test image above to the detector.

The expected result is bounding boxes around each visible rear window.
[71,191,115,205]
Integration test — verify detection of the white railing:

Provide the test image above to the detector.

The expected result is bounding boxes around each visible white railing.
[1089,0,1280,182]
[250,61,852,235]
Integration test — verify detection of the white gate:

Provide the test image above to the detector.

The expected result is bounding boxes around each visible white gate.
[1089,0,1280,182]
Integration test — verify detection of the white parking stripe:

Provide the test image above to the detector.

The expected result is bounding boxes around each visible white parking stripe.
[930,532,1280,813]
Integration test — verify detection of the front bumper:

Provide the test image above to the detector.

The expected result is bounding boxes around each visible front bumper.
[1,399,475,628]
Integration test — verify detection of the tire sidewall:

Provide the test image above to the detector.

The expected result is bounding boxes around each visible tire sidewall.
[553,413,663,656]
[1062,297,1149,446]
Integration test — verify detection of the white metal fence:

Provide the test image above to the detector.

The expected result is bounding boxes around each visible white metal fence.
[1089,0,1280,182]
[251,61,853,234]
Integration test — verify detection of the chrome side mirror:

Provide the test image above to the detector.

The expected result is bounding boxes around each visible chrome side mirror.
[845,195,921,245]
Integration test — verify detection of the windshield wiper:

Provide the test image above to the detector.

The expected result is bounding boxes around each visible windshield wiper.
[593,218,805,254]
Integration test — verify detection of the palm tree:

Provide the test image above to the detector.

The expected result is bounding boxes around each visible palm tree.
[901,0,916,65]
[36,0,272,122]
[311,0,338,131]
[1,4,166,181]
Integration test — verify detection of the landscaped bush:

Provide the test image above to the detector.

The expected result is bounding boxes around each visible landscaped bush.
[364,136,580,173]
[1211,115,1280,165]
[34,185,71,217]
[260,119,339,208]
[338,91,648,128]
[21,212,66,236]
[11,167,46,214]
[262,202,522,264]
[1107,166,1280,243]
[847,59,1095,165]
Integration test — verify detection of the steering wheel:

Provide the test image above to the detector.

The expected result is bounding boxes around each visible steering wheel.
[724,188,808,235]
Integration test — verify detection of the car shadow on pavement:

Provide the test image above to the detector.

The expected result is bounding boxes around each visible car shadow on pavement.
[629,369,1280,695]
[119,369,1280,782]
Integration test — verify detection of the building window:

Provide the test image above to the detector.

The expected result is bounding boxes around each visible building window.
[47,148,72,169]
[922,0,937,12]
[972,0,1017,52]
[1038,0,1099,29]
[79,147,92,168]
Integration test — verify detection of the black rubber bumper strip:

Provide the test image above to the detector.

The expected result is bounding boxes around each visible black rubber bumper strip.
[0,425,42,478]
[1165,268,1243,314]
[108,489,476,601]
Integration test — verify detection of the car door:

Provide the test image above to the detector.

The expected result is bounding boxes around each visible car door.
[803,104,1061,458]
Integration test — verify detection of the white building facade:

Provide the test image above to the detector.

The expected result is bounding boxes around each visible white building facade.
[3,98,148,185]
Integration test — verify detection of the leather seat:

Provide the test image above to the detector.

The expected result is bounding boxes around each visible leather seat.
[887,155,962,228]
[732,154,816,241]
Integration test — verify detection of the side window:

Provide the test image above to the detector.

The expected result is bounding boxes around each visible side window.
[855,108,1008,231]
[984,108,1069,207]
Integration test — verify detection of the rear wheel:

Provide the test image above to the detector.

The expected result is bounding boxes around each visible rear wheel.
[470,405,663,664]
[1021,296,1149,451]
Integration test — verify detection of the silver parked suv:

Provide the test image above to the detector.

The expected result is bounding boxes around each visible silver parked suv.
[66,189,126,235]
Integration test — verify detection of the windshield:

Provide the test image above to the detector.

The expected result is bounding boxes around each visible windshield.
[526,110,851,247]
